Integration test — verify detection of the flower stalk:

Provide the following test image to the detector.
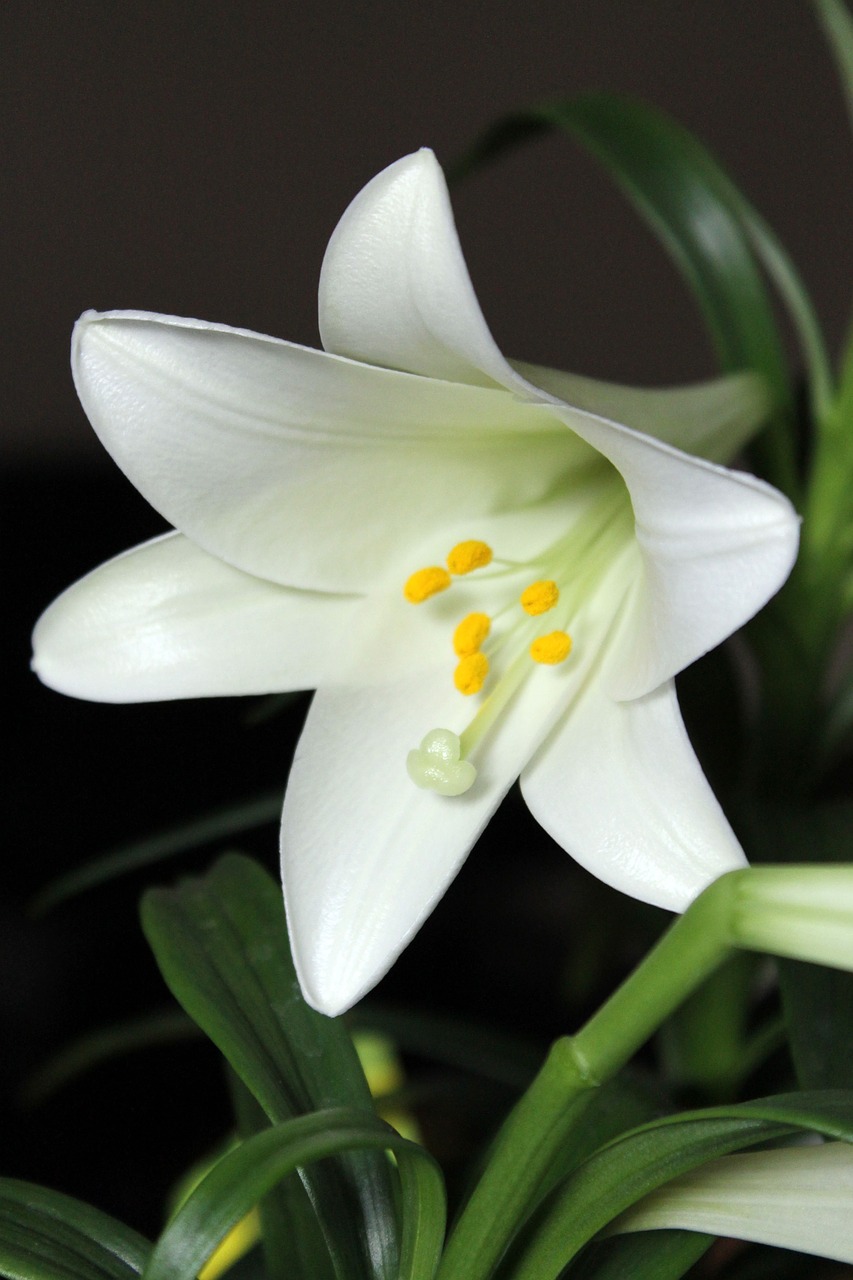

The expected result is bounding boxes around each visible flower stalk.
[439,862,853,1278]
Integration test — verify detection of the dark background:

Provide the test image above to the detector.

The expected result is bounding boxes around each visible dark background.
[3,0,852,1243]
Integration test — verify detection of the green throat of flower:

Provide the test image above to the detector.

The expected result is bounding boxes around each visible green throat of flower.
[404,486,634,797]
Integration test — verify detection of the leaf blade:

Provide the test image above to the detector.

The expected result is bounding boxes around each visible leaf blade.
[0,1180,151,1280]
[141,855,401,1280]
[143,1111,444,1280]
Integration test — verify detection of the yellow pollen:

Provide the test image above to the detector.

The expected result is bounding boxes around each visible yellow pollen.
[404,566,452,604]
[453,612,492,657]
[446,540,493,575]
[530,631,573,665]
[520,579,559,615]
[454,651,489,695]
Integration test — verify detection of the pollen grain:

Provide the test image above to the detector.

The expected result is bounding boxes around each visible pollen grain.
[446,540,493,575]
[520,579,559,616]
[454,651,490,695]
[452,612,492,657]
[530,631,573,665]
[404,566,452,604]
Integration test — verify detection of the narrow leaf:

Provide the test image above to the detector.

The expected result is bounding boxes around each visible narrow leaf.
[0,1179,150,1280]
[452,93,821,493]
[141,855,400,1280]
[228,1072,335,1280]
[22,1009,198,1106]
[563,1230,712,1280]
[504,1092,853,1280]
[35,791,282,913]
[144,1110,445,1280]
[815,0,853,133]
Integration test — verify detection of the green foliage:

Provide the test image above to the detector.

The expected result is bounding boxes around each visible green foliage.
[140,854,403,1280]
[34,791,282,914]
[145,1110,444,1280]
[501,1093,853,1280]
[0,1180,150,1280]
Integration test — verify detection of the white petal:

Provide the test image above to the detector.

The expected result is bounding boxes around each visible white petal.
[613,1143,853,1265]
[512,362,769,463]
[32,532,362,701]
[520,677,746,913]
[318,150,531,393]
[73,311,576,594]
[549,403,800,698]
[282,639,596,1015]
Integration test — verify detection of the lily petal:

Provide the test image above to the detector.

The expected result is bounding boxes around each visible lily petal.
[549,402,800,698]
[612,1143,853,1265]
[73,311,579,594]
[32,532,362,701]
[513,363,770,463]
[282,635,600,1015]
[318,149,531,393]
[520,677,746,912]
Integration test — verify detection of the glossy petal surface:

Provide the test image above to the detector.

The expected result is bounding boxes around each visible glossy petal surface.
[73,311,578,594]
[319,149,531,392]
[615,1143,853,1264]
[520,676,746,912]
[33,533,362,701]
[549,401,799,698]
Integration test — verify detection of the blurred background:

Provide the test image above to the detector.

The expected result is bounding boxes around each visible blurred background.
[3,0,852,1244]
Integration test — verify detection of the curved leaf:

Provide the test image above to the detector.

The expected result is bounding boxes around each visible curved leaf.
[0,1180,150,1280]
[140,855,400,1280]
[815,0,853,134]
[505,1091,853,1280]
[563,1230,712,1280]
[144,1110,445,1280]
[34,791,282,914]
[452,92,825,494]
[22,1009,198,1106]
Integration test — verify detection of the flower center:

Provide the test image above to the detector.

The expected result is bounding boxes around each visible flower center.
[403,489,632,797]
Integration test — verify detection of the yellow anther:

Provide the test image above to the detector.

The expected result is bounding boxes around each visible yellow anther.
[453,612,492,658]
[520,579,559,616]
[530,631,573,665]
[446,540,493,575]
[404,566,452,604]
[454,651,489,695]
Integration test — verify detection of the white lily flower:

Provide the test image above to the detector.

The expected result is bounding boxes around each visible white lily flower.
[32,149,799,1015]
[612,1141,853,1264]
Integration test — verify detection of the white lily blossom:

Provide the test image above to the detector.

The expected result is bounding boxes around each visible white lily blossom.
[32,149,799,1015]
[612,1141,853,1264]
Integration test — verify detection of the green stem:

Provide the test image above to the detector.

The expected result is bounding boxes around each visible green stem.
[437,874,740,1280]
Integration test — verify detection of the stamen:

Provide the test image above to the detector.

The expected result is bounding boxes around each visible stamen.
[520,580,559,616]
[404,566,452,604]
[407,728,476,796]
[446,540,493,575]
[454,652,489,695]
[453,612,491,657]
[530,631,573,665]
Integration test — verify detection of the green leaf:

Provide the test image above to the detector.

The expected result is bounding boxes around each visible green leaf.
[815,0,853,134]
[0,1179,151,1280]
[144,1110,445,1280]
[563,1230,712,1280]
[502,1092,853,1280]
[34,791,282,913]
[228,1072,335,1280]
[140,854,400,1280]
[452,92,823,493]
[22,1009,198,1106]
